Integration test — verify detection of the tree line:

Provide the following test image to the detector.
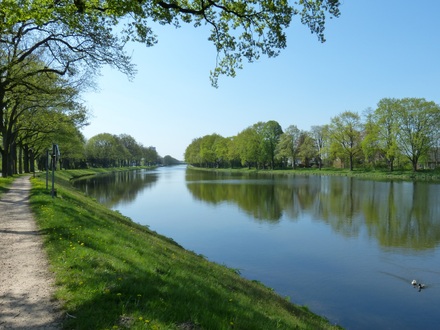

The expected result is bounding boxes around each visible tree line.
[1,0,339,177]
[184,98,440,172]
[74,133,160,169]
[84,133,181,168]
[4,122,174,174]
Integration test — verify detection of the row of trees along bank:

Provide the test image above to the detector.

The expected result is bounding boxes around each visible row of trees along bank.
[7,129,183,175]
[0,1,340,178]
[185,98,440,172]
[84,133,180,168]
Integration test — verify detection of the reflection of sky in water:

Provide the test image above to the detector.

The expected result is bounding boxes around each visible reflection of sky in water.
[186,179,276,185]
[77,166,440,330]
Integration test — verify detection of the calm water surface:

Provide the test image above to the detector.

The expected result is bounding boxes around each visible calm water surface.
[74,166,440,329]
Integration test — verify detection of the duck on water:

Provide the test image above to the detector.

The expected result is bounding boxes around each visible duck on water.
[411,280,425,292]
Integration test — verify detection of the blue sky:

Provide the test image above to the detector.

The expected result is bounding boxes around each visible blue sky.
[82,1,440,160]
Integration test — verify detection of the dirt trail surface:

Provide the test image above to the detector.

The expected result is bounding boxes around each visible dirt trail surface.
[0,176,61,329]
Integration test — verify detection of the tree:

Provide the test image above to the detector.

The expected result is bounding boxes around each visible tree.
[187,133,231,168]
[227,136,242,168]
[394,98,440,172]
[55,126,87,170]
[163,155,180,166]
[329,111,363,171]
[361,108,383,169]
[213,135,230,168]
[371,99,401,171]
[0,61,88,176]
[0,5,131,176]
[118,134,143,166]
[259,121,283,169]
[276,125,301,169]
[85,133,120,167]
[184,137,203,166]
[235,126,261,169]
[431,129,440,168]
[199,134,223,167]
[310,125,328,169]
[28,112,88,171]
[298,131,317,167]
[0,0,341,90]
[143,146,159,166]
[84,133,158,168]
[1,1,341,176]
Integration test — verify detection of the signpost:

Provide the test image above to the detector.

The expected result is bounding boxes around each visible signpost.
[46,144,60,198]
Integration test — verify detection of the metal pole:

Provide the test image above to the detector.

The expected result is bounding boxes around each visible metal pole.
[46,149,49,190]
[51,144,55,198]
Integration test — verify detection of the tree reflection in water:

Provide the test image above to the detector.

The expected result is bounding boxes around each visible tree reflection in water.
[185,170,440,250]
[73,170,159,207]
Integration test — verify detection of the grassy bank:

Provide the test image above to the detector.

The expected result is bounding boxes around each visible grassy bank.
[49,166,156,181]
[0,176,15,196]
[29,169,341,330]
[190,166,440,182]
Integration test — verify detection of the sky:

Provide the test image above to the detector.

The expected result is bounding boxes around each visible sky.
[81,0,440,160]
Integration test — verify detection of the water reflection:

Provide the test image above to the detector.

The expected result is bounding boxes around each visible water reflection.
[73,170,158,207]
[185,170,440,250]
[74,167,440,330]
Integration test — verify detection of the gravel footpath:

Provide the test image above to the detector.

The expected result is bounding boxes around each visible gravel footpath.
[0,176,62,329]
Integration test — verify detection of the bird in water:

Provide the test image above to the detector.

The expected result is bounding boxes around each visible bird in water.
[411,280,426,291]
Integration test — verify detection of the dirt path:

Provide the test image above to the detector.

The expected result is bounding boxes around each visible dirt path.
[0,176,61,329]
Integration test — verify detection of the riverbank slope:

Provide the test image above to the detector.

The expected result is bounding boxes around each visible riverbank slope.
[188,166,440,182]
[28,169,341,329]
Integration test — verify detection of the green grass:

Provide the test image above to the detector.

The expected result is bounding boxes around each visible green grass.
[51,166,155,182]
[29,169,341,330]
[0,176,16,196]
[191,166,440,181]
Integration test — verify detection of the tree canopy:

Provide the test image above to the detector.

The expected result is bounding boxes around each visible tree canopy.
[0,0,341,176]
[1,0,341,86]
[329,111,362,171]
[393,98,440,171]
[85,133,159,168]
[184,98,440,172]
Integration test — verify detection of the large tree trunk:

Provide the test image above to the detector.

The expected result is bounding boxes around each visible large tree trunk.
[1,149,7,177]
[23,144,30,173]
[0,106,18,177]
[0,102,6,177]
[10,141,17,175]
[389,156,394,172]
[412,159,418,172]
[18,146,23,174]
[1,140,15,177]
[29,149,35,173]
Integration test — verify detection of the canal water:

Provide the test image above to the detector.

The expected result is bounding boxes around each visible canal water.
[74,166,440,329]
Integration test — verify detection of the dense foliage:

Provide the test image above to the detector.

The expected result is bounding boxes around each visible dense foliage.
[84,133,159,168]
[185,98,440,172]
[1,0,341,177]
